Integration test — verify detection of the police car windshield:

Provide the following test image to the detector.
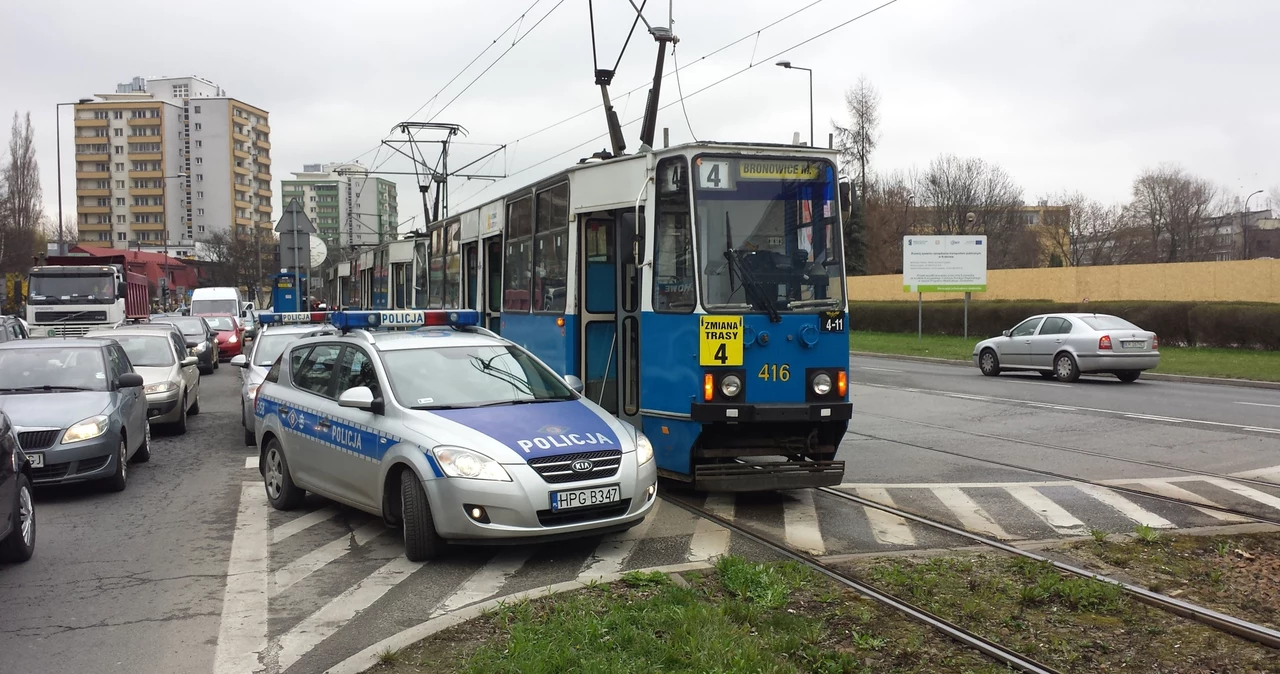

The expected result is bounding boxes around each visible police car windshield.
[252,333,298,367]
[383,345,575,409]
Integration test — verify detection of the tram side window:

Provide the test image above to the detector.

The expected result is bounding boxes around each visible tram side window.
[429,227,444,309]
[533,183,569,313]
[444,220,461,309]
[503,197,533,312]
[413,240,429,309]
[653,157,696,313]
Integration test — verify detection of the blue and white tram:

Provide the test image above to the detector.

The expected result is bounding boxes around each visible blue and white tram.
[360,141,852,491]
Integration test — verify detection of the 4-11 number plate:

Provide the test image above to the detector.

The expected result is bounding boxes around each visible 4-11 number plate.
[820,311,845,332]
[550,484,621,512]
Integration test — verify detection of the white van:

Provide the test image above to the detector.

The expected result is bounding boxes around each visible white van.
[190,287,253,321]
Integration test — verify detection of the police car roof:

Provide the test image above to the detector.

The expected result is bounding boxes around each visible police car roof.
[366,328,506,352]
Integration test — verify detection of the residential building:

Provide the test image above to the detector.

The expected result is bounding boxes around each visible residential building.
[280,163,398,251]
[72,75,272,256]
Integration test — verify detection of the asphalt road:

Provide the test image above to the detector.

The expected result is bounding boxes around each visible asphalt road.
[3,353,1278,674]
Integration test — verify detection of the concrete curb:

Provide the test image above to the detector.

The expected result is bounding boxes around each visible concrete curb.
[848,351,1280,391]
[324,561,713,674]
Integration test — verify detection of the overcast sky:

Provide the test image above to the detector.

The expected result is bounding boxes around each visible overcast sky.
[4,0,1278,231]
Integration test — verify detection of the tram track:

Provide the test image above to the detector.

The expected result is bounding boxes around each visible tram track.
[659,492,1067,674]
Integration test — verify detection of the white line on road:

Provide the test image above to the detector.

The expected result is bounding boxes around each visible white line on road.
[859,366,904,373]
[272,521,387,595]
[1244,427,1280,434]
[271,506,340,544]
[578,500,662,580]
[782,490,825,555]
[275,556,422,672]
[1076,484,1176,528]
[1125,480,1250,522]
[213,482,269,674]
[1124,414,1184,423]
[1004,485,1085,533]
[1231,465,1280,483]
[432,549,531,617]
[1205,478,1280,513]
[931,487,1017,540]
[245,455,259,469]
[1006,380,1071,388]
[687,494,734,562]
[1236,401,1280,409]
[853,488,916,546]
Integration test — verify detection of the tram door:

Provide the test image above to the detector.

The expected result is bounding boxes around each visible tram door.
[462,243,479,310]
[578,209,642,423]
[483,237,502,333]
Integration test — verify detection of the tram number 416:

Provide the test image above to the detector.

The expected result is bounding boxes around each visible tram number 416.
[757,363,791,381]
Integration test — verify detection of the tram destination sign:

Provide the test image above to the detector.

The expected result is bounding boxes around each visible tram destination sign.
[902,235,988,293]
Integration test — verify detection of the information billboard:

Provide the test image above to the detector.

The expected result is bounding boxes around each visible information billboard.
[902,236,988,293]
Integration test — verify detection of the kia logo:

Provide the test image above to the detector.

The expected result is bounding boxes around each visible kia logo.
[571,460,594,473]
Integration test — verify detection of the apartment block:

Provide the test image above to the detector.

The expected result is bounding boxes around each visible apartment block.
[280,163,398,251]
[73,75,272,255]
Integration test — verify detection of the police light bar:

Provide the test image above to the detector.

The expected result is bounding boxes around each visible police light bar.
[258,311,333,326]
[329,310,481,331]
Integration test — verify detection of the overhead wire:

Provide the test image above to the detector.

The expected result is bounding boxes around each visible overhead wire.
[455,0,902,210]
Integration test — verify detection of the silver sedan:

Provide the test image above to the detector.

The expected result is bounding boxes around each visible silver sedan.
[973,313,1160,382]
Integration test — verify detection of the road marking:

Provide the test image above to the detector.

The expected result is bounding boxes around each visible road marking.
[213,483,269,674]
[1236,401,1280,409]
[1124,414,1184,423]
[1205,478,1280,512]
[1125,480,1250,522]
[275,556,422,672]
[1007,380,1071,388]
[860,366,903,373]
[1076,484,1175,528]
[947,393,990,401]
[1231,465,1280,484]
[245,455,259,469]
[271,506,341,544]
[688,494,734,562]
[931,487,1017,540]
[853,488,916,546]
[432,549,531,616]
[1028,403,1079,411]
[1244,427,1280,434]
[1004,485,1086,533]
[782,490,825,555]
[272,521,387,595]
[578,500,662,580]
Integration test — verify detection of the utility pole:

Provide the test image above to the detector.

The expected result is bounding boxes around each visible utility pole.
[1243,190,1263,260]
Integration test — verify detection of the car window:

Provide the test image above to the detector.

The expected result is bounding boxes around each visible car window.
[106,345,127,380]
[264,355,283,384]
[0,346,109,391]
[1079,315,1140,331]
[113,334,176,367]
[336,346,383,400]
[253,333,302,367]
[1038,317,1067,335]
[170,334,188,361]
[292,344,342,398]
[205,317,236,331]
[1010,318,1042,338]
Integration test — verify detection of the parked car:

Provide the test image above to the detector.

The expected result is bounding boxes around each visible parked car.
[0,316,28,343]
[0,338,148,491]
[86,327,201,433]
[1,410,35,562]
[150,315,218,374]
[973,313,1160,383]
[204,314,245,360]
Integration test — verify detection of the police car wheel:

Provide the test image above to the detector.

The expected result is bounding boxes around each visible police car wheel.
[400,470,442,562]
[263,438,305,510]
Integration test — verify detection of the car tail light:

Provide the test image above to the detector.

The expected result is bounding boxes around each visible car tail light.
[1152,334,1159,349]
[837,370,848,397]
[703,374,714,402]
[1098,335,1112,350]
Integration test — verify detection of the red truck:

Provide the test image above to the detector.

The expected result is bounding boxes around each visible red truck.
[26,255,150,337]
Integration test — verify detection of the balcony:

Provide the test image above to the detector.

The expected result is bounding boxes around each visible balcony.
[127,118,161,127]
[129,222,165,231]
[256,204,272,214]
[74,136,109,145]
[235,216,252,226]
[79,206,111,214]
[234,200,252,209]
[233,165,250,175]
[74,119,109,128]
[130,187,164,196]
[234,149,250,160]
[255,122,270,133]
[76,170,110,179]
[256,155,271,166]
[256,188,272,198]
[77,188,110,197]
[233,131,250,143]
[130,170,163,178]
[256,172,271,182]
[129,152,162,161]
[131,204,164,214]
[79,222,112,231]
[76,153,110,162]
[254,139,271,150]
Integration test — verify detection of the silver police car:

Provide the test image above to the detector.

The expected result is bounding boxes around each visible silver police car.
[230,312,338,446]
[253,310,657,562]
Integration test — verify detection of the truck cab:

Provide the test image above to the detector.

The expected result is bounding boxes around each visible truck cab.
[25,260,148,338]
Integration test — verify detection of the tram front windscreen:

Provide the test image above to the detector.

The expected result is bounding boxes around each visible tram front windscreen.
[692,156,845,314]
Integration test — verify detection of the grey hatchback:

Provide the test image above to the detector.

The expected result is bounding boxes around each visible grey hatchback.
[973,313,1160,382]
[0,339,149,491]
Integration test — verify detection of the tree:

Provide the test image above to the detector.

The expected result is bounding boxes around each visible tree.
[1,112,43,276]
[911,154,1036,269]
[1042,191,1144,267]
[1129,164,1221,263]
[859,171,916,275]
[199,230,273,291]
[833,77,879,275]
[39,214,77,253]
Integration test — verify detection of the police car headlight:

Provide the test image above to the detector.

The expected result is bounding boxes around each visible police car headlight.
[635,433,654,466]
[431,446,511,481]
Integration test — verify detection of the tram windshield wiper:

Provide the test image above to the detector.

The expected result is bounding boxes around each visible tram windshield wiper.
[723,214,782,323]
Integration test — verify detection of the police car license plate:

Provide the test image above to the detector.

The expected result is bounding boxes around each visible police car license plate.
[29,453,44,468]
[551,484,621,512]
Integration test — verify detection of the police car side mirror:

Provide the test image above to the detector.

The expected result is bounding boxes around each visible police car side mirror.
[339,386,377,412]
[563,375,585,394]
[230,354,248,368]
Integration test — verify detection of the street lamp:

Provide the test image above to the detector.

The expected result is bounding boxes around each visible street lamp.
[56,97,95,256]
[1242,189,1264,259]
[775,61,813,147]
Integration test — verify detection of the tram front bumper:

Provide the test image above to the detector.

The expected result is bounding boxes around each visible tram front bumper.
[689,401,853,423]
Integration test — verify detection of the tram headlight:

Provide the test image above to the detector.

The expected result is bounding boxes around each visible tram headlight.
[811,372,833,396]
[720,374,742,398]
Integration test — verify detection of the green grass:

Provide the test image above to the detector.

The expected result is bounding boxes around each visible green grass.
[849,331,1280,382]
